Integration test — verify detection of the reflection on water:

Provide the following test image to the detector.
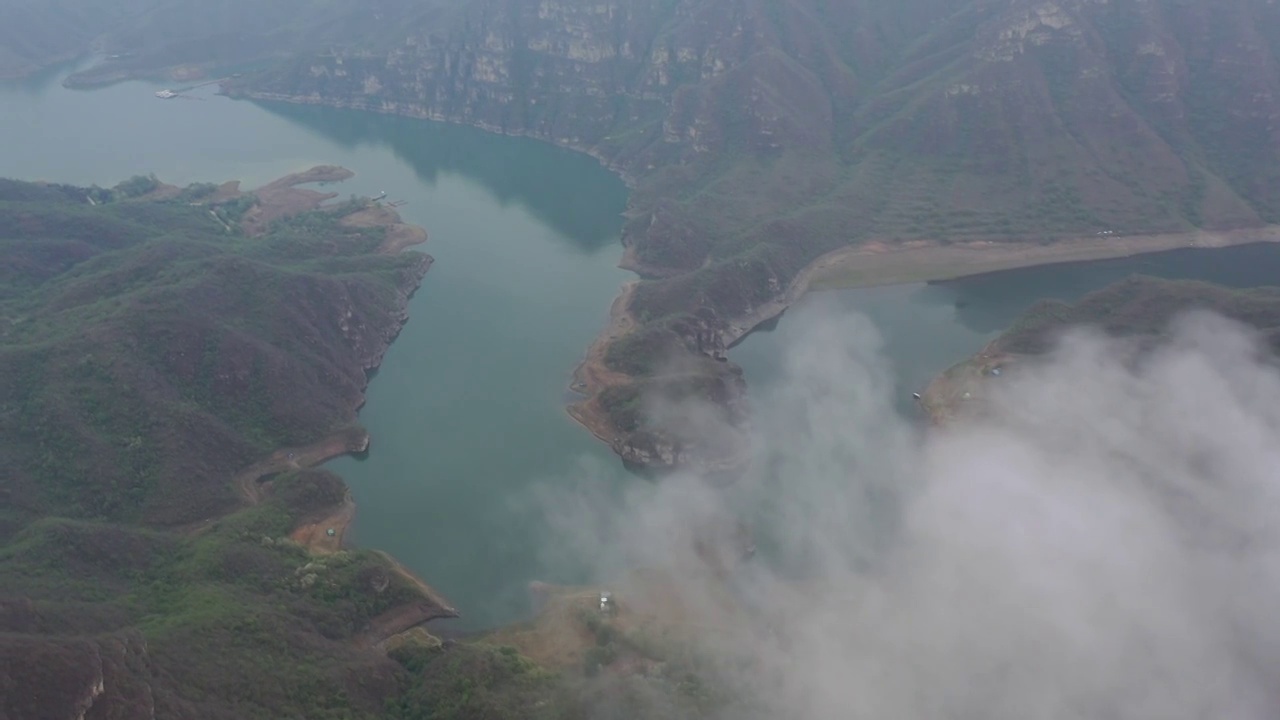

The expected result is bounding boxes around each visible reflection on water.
[255,100,626,253]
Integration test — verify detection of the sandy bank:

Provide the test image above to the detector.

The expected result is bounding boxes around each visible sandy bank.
[566,224,1280,454]
[289,490,356,554]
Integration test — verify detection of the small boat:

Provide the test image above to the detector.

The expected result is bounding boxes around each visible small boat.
[155,89,177,99]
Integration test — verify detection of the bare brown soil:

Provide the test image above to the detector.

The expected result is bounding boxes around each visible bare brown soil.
[289,492,355,554]
[207,180,243,204]
[240,165,354,235]
[230,426,370,507]
[339,204,429,254]
[566,280,638,444]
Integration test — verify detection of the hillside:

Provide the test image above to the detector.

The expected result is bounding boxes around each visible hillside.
[0,171,754,720]
[920,275,1280,423]
[0,174,458,718]
[7,0,1280,464]
[214,0,1280,470]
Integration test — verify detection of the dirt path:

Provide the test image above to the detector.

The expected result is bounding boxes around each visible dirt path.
[566,280,638,444]
[230,426,370,506]
[918,340,1014,425]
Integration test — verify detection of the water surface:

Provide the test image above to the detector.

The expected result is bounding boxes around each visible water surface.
[735,243,1280,411]
[1,69,630,630]
[12,67,1280,631]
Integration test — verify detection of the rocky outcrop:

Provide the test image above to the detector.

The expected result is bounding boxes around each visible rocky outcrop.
[217,0,1280,471]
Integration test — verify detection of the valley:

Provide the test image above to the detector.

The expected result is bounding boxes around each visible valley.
[6,1,1280,718]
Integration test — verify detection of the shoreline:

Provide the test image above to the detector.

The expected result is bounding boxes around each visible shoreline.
[566,281,638,446]
[215,91,1280,470]
[215,169,454,628]
[561,225,1280,448]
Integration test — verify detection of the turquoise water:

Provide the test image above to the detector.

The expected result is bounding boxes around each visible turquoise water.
[10,66,1280,631]
[735,243,1280,415]
[0,68,630,630]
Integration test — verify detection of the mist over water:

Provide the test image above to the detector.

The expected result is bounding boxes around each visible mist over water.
[544,308,1280,718]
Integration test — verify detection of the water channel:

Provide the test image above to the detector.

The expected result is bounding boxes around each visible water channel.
[7,66,1280,630]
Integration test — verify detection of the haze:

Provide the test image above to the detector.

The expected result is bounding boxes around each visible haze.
[547,308,1280,718]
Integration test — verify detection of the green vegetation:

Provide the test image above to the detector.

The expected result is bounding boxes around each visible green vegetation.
[0,181,422,524]
[214,0,1280,464]
[996,276,1280,356]
[0,174,748,718]
[9,0,1280,466]
[0,177,444,718]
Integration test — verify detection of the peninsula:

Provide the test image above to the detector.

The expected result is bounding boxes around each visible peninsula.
[920,275,1280,424]
[0,168,466,718]
[6,0,1280,470]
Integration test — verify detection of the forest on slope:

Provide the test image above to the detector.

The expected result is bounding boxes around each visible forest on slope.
[231,0,1280,468]
[6,0,1280,469]
[0,176,443,718]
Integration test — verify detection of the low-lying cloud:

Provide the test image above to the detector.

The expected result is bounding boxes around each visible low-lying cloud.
[550,308,1280,719]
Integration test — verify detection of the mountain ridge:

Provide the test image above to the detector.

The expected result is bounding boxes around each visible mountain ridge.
[219,0,1280,468]
[6,0,1280,466]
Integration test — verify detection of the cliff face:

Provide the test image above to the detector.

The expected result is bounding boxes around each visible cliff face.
[224,0,1280,471]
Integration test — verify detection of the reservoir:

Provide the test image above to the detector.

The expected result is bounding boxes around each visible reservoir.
[734,242,1280,412]
[8,65,1280,631]
[0,67,630,629]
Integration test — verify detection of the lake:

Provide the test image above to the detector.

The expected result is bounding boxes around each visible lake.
[8,65,1280,632]
[734,242,1280,415]
[0,66,631,629]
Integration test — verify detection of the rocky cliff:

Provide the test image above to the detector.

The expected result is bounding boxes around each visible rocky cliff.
[223,0,1280,471]
[13,0,1280,469]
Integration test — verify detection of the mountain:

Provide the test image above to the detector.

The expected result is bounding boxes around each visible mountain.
[220,0,1280,469]
[920,274,1280,423]
[6,0,1280,465]
[0,171,733,720]
[0,174,459,718]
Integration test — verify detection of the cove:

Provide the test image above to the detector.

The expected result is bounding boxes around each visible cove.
[0,68,631,630]
[734,242,1280,412]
